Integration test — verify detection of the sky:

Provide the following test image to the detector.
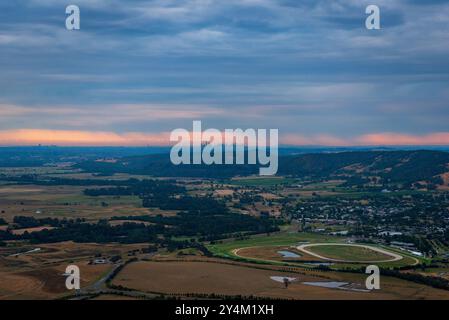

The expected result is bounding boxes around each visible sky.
[1,0,449,146]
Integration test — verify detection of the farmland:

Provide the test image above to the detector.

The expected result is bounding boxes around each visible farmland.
[228,177,296,187]
[0,241,143,299]
[1,148,449,300]
[112,259,449,300]
[0,184,148,222]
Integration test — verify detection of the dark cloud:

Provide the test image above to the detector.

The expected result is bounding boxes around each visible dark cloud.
[0,0,448,139]
[406,0,449,5]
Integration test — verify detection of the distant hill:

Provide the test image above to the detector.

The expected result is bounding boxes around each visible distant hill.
[281,150,449,181]
[0,146,171,166]
[76,150,449,186]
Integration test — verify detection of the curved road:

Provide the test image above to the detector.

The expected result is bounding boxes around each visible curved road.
[297,243,404,263]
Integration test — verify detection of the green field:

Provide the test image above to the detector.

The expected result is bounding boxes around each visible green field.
[228,177,296,186]
[0,166,79,176]
[207,232,423,269]
[307,245,392,261]
[207,232,340,259]
[53,194,142,207]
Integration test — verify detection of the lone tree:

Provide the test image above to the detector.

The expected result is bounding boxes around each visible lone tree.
[283,277,291,289]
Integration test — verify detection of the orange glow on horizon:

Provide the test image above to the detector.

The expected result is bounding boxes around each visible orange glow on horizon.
[0,129,170,146]
[0,129,449,147]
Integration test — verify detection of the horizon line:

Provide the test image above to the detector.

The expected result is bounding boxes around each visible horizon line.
[1,144,449,149]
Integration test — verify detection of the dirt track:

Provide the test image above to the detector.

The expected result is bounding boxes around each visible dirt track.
[296,243,403,263]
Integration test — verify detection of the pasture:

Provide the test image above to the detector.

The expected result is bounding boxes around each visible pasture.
[302,244,398,262]
[0,185,148,222]
[228,177,296,186]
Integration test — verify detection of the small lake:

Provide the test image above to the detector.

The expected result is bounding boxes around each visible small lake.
[303,262,334,266]
[302,281,348,289]
[270,276,297,283]
[277,250,301,258]
[302,281,370,292]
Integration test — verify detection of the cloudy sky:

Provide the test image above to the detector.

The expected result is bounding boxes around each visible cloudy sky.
[1,0,449,146]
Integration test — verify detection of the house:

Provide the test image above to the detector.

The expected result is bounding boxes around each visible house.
[330,230,349,236]
[378,231,403,236]
[93,258,108,264]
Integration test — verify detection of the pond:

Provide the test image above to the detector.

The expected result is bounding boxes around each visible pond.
[270,276,297,283]
[302,281,348,289]
[303,262,334,266]
[302,281,370,292]
[277,250,301,258]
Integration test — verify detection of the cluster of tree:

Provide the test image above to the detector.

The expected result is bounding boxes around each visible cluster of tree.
[84,179,183,197]
[111,210,280,239]
[0,230,15,241]
[4,175,180,191]
[84,186,134,196]
[382,269,449,291]
[1,212,280,245]
[15,220,164,244]
[142,195,228,215]
[12,216,85,229]
[340,176,370,188]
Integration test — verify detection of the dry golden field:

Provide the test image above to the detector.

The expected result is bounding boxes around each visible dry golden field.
[0,185,148,222]
[0,261,109,299]
[0,242,145,299]
[10,226,56,235]
[112,260,449,300]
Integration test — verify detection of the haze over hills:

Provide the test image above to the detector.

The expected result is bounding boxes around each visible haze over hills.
[1,146,448,187]
[75,149,449,187]
[1,145,448,159]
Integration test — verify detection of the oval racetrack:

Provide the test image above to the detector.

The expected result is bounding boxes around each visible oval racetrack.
[296,243,403,263]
